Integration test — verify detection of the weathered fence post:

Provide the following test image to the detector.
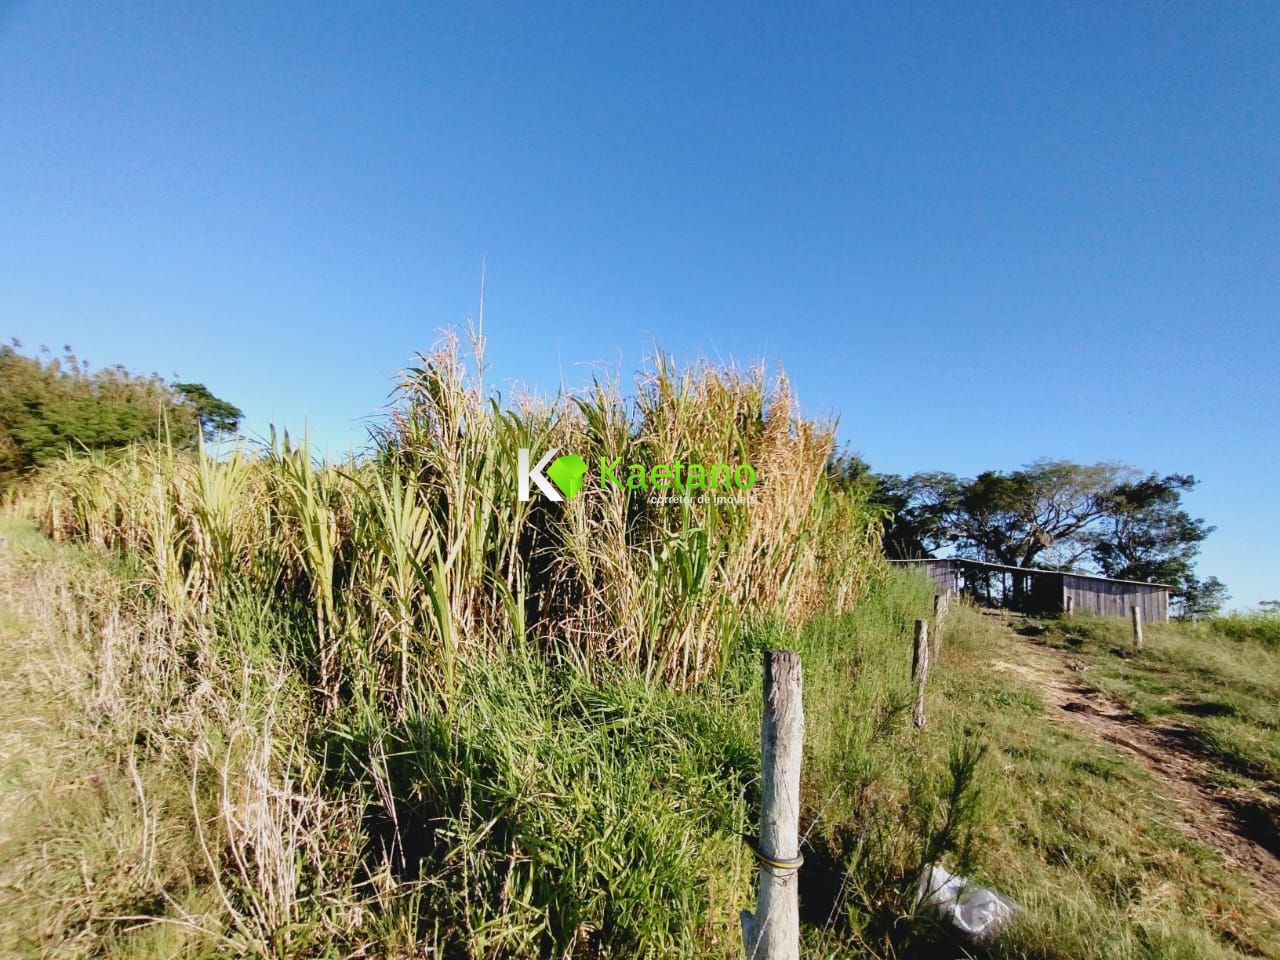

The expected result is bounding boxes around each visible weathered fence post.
[1131,605,1144,650]
[931,592,949,662]
[1065,595,1074,616]
[741,650,804,960]
[912,619,930,729]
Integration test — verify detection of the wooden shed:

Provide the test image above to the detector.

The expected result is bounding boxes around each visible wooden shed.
[1059,571,1170,622]
[889,558,1171,622]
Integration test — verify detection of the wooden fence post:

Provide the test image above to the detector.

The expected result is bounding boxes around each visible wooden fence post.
[1131,605,1144,650]
[741,650,804,960]
[931,593,949,661]
[912,619,930,729]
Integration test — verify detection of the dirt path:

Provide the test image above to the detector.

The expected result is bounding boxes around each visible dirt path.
[988,613,1280,903]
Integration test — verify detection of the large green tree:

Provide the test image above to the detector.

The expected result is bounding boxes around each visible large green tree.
[1090,473,1208,575]
[172,382,245,442]
[0,343,242,486]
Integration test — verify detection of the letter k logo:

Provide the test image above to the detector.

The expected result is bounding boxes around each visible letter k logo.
[519,447,563,502]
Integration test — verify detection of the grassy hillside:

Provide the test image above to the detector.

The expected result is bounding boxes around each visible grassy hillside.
[3,518,1278,958]
[1,341,1276,958]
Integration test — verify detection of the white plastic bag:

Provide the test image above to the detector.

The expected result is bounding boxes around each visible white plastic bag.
[916,863,1021,944]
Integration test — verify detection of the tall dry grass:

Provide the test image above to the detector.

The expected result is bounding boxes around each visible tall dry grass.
[0,520,369,958]
[21,332,884,703]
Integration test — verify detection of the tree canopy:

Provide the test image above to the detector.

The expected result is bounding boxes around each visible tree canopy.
[172,382,245,441]
[0,342,242,486]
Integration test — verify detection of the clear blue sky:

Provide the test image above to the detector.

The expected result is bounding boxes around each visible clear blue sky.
[2,2,1276,605]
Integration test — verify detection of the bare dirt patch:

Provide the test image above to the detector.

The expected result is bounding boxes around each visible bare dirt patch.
[989,614,1280,903]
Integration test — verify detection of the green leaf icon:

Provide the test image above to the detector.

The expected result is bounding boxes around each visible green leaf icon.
[546,453,588,500]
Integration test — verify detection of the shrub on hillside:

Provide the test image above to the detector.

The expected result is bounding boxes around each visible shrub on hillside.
[1210,609,1280,649]
[0,342,241,487]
